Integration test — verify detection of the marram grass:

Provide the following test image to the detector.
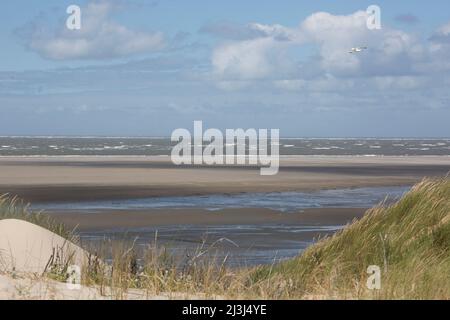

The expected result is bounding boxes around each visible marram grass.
[1,178,449,299]
[252,177,450,299]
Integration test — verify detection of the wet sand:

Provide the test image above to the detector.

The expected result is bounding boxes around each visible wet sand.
[46,207,367,231]
[46,207,368,266]
[0,155,448,203]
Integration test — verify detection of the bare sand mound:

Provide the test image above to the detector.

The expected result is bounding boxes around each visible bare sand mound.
[0,219,85,274]
[0,219,204,300]
[0,274,105,300]
[0,274,181,300]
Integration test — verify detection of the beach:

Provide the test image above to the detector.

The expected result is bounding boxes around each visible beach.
[1,155,448,265]
[1,155,449,203]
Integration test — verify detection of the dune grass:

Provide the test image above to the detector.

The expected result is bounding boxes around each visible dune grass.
[251,177,450,299]
[1,178,449,299]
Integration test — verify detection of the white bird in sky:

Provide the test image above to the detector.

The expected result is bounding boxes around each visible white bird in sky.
[349,46,368,54]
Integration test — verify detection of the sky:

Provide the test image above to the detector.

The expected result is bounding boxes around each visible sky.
[0,0,449,137]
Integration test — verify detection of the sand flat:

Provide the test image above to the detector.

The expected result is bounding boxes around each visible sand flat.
[0,155,448,202]
[46,207,367,231]
[44,207,368,267]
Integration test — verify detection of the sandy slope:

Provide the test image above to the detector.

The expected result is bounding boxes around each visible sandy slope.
[0,219,209,300]
[0,274,104,300]
[0,219,85,273]
[0,219,95,299]
[0,273,194,300]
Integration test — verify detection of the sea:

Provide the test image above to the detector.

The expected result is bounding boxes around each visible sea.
[0,136,449,156]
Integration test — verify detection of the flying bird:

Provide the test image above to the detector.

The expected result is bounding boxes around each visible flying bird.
[349,46,368,54]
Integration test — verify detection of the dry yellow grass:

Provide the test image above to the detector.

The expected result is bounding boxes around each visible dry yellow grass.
[1,177,449,299]
[252,177,450,299]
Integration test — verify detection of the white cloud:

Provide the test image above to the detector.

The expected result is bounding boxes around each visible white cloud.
[248,23,301,42]
[430,21,450,44]
[210,10,433,86]
[371,76,427,90]
[26,1,165,60]
[212,38,279,80]
[429,22,450,57]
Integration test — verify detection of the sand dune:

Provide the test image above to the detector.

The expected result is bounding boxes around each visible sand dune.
[0,219,85,274]
[0,219,210,300]
[0,273,196,300]
[0,274,104,300]
[0,219,92,299]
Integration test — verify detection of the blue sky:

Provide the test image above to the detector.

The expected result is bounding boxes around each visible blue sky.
[0,0,449,136]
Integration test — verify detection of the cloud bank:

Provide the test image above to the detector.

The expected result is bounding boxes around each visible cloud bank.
[22,1,165,60]
[211,11,434,84]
